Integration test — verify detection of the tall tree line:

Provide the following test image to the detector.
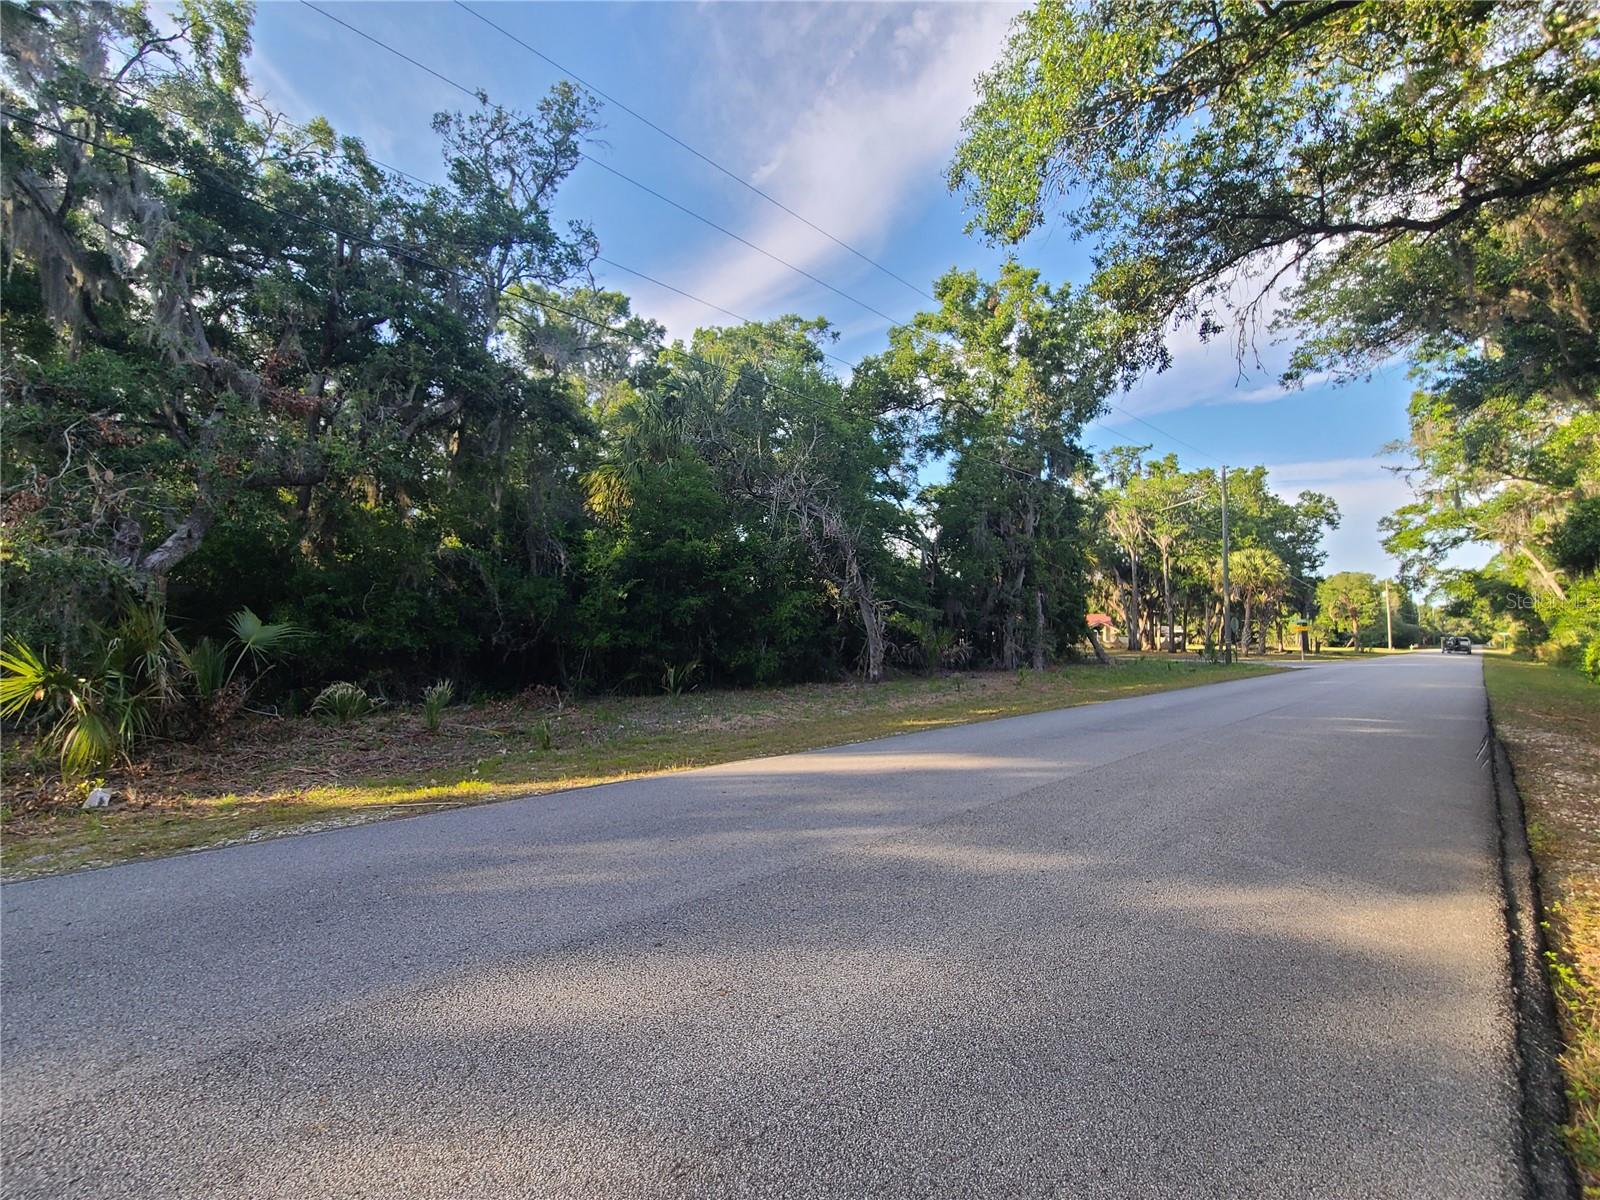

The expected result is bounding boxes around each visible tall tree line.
[7,1,1321,715]
[953,0,1599,678]
[1092,451,1338,656]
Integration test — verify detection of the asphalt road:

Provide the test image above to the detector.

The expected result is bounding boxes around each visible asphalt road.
[2,655,1522,1198]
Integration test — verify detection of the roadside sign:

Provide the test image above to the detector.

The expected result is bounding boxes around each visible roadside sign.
[1290,619,1311,662]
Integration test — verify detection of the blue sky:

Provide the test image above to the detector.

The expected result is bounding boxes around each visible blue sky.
[237,0,1472,577]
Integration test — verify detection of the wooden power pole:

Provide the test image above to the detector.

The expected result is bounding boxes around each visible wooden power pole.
[1220,466,1232,665]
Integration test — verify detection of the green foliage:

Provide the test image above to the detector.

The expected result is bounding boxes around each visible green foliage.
[311,682,376,725]
[0,639,146,779]
[0,597,305,777]
[0,641,121,779]
[952,0,1600,382]
[901,616,957,675]
[662,661,701,698]
[953,0,1596,674]
[877,262,1104,668]
[1315,573,1381,649]
[1555,500,1600,577]
[421,680,455,732]
[0,0,1360,787]
[180,638,229,704]
[228,608,302,678]
[1088,451,1336,654]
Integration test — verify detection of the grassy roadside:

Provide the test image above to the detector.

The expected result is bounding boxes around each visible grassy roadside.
[2,659,1279,880]
[1484,654,1600,1192]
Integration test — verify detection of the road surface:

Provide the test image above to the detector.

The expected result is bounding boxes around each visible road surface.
[2,655,1522,1198]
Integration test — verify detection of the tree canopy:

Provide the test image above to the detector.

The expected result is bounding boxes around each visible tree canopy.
[954,0,1599,677]
[0,2,1356,774]
[952,0,1600,379]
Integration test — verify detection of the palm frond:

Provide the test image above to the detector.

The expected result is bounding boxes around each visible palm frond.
[179,637,229,702]
[0,640,53,718]
[228,608,304,678]
[56,707,120,777]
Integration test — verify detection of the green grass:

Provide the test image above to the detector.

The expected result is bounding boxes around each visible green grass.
[2,659,1279,879]
[1484,654,1600,1193]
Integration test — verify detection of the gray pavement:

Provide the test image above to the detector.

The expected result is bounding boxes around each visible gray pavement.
[1,654,1522,1198]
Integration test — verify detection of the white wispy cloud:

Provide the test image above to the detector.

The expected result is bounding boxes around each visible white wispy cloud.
[1260,454,1495,575]
[629,3,1022,338]
[1114,256,1312,415]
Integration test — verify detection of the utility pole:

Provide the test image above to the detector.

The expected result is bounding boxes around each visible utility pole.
[1384,579,1394,650]
[1220,465,1232,665]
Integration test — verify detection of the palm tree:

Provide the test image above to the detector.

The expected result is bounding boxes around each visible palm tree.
[1223,548,1289,657]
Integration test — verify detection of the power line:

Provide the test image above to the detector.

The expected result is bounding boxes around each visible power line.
[299,1,1232,476]
[2,106,910,465]
[300,1,903,326]
[593,256,860,375]
[451,0,938,306]
[574,155,899,324]
[1083,403,1225,468]
[11,101,1050,490]
[108,80,867,375]
[2,111,734,388]
[1166,510,1330,595]
[457,15,1237,478]
[7,104,1229,492]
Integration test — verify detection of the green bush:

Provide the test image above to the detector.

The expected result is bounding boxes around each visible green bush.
[0,605,299,777]
[421,680,455,732]
[1554,499,1600,577]
[310,682,377,725]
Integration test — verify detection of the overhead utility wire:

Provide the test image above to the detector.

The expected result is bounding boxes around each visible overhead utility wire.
[9,107,1049,485]
[109,83,864,376]
[303,1,1228,474]
[0,108,903,455]
[99,81,1236,479]
[451,0,937,306]
[588,257,861,375]
[1082,403,1225,468]
[300,1,902,326]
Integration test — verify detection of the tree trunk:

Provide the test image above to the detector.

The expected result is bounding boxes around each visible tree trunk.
[1088,626,1112,665]
[1515,541,1568,602]
[842,542,885,683]
[1125,552,1142,651]
[1032,587,1046,671]
[858,592,886,682]
[131,504,215,599]
[1161,550,1175,652]
[773,477,886,683]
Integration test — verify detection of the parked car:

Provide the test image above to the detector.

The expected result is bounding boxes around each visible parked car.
[1441,636,1473,654]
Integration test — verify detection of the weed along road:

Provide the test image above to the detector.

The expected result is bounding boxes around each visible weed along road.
[2,656,1524,1198]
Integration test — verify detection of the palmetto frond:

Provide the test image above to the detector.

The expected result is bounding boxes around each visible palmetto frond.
[228,608,304,678]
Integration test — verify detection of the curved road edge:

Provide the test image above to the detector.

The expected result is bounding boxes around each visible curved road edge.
[1490,694,1581,1200]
